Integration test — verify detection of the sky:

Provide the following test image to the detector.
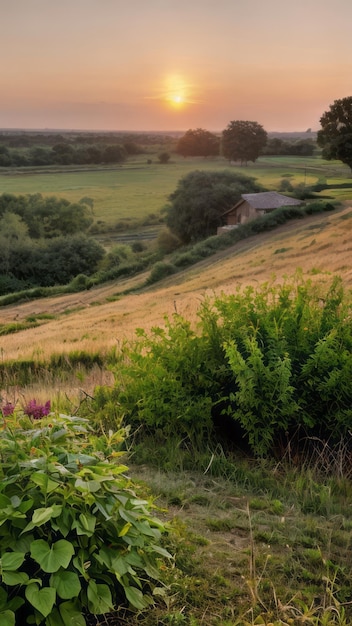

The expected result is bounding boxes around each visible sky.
[1,0,352,133]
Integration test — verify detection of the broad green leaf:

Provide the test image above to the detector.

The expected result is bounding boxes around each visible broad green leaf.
[45,607,65,626]
[30,539,74,573]
[22,506,62,533]
[59,600,86,626]
[51,508,71,538]
[74,478,101,493]
[0,495,11,508]
[0,610,15,626]
[1,551,25,571]
[118,522,132,537]
[50,570,81,600]
[72,513,96,537]
[25,584,56,618]
[2,571,29,586]
[124,585,148,610]
[87,580,113,614]
[150,544,173,559]
[0,587,8,610]
[50,428,68,442]
[32,506,62,526]
[9,496,21,508]
[31,472,59,494]
[6,596,24,613]
[11,534,35,553]
[142,559,160,580]
[72,554,90,577]
[18,498,34,514]
[93,501,111,520]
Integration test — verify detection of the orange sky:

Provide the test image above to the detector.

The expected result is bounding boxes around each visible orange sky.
[1,0,352,132]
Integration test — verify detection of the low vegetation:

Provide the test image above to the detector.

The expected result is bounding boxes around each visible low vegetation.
[0,408,170,626]
[86,274,352,459]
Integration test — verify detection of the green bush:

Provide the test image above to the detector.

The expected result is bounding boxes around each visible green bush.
[147,262,177,284]
[90,275,352,458]
[91,317,218,450]
[0,412,170,625]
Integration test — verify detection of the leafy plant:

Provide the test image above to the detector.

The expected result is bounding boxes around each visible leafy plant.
[89,274,352,459]
[0,411,171,625]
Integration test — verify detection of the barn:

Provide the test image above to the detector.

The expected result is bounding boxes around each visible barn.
[218,191,303,234]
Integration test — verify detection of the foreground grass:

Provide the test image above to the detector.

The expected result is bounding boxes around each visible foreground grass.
[121,455,352,626]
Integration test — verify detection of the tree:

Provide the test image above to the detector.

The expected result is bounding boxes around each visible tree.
[0,193,93,238]
[102,144,127,164]
[165,170,265,243]
[317,97,352,172]
[158,151,171,164]
[176,128,220,157]
[0,211,29,275]
[222,120,267,165]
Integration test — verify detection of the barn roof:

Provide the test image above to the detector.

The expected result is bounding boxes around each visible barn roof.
[223,191,303,215]
[241,191,303,209]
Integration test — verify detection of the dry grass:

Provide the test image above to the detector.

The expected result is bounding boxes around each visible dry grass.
[0,204,351,366]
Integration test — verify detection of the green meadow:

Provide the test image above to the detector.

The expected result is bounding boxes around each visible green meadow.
[0,154,351,227]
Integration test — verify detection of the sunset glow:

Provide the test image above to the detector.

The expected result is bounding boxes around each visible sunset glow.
[1,0,352,131]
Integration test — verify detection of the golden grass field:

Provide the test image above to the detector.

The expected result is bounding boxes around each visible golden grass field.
[1,203,351,370]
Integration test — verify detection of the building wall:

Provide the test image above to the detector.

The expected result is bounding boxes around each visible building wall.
[226,201,257,225]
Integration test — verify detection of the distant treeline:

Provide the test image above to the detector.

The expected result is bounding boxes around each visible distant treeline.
[0,131,179,168]
[0,142,129,167]
[261,137,316,156]
[0,131,178,148]
[0,130,317,166]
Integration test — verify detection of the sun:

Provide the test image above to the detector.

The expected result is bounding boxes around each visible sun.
[164,75,189,109]
[146,74,199,111]
[168,93,184,108]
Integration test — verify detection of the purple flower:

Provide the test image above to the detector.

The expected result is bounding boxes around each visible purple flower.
[23,399,51,420]
[1,402,15,417]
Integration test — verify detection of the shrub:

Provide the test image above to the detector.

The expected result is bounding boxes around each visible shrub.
[157,228,181,254]
[158,152,170,164]
[67,273,93,292]
[0,411,170,625]
[90,275,352,458]
[147,262,177,284]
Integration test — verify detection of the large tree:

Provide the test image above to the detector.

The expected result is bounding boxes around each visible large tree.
[176,128,220,157]
[165,170,265,243]
[317,97,352,172]
[222,120,267,165]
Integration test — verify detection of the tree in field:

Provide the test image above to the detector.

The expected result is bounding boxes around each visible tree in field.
[222,120,267,165]
[158,151,171,164]
[176,128,220,158]
[165,170,265,243]
[317,97,352,172]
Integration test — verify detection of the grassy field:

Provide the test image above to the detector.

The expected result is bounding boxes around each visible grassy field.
[0,154,351,227]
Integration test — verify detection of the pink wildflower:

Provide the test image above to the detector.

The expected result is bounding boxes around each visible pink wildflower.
[1,402,15,417]
[24,399,51,420]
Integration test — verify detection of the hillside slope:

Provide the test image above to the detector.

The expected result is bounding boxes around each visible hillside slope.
[1,204,351,363]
